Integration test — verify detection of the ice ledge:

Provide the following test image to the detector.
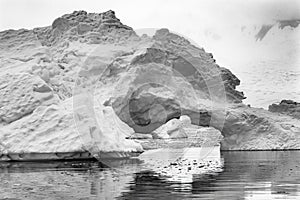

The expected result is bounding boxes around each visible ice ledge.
[0,151,142,162]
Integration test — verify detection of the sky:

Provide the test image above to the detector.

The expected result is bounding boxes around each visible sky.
[0,0,299,31]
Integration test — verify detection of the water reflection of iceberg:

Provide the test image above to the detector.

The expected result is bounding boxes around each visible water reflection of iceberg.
[138,146,223,183]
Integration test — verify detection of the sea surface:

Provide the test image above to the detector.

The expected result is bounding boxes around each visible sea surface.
[1,149,300,200]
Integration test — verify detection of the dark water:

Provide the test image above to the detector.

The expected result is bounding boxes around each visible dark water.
[1,151,300,200]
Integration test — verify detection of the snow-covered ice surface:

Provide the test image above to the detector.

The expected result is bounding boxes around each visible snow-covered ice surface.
[203,22,300,109]
[232,60,300,109]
